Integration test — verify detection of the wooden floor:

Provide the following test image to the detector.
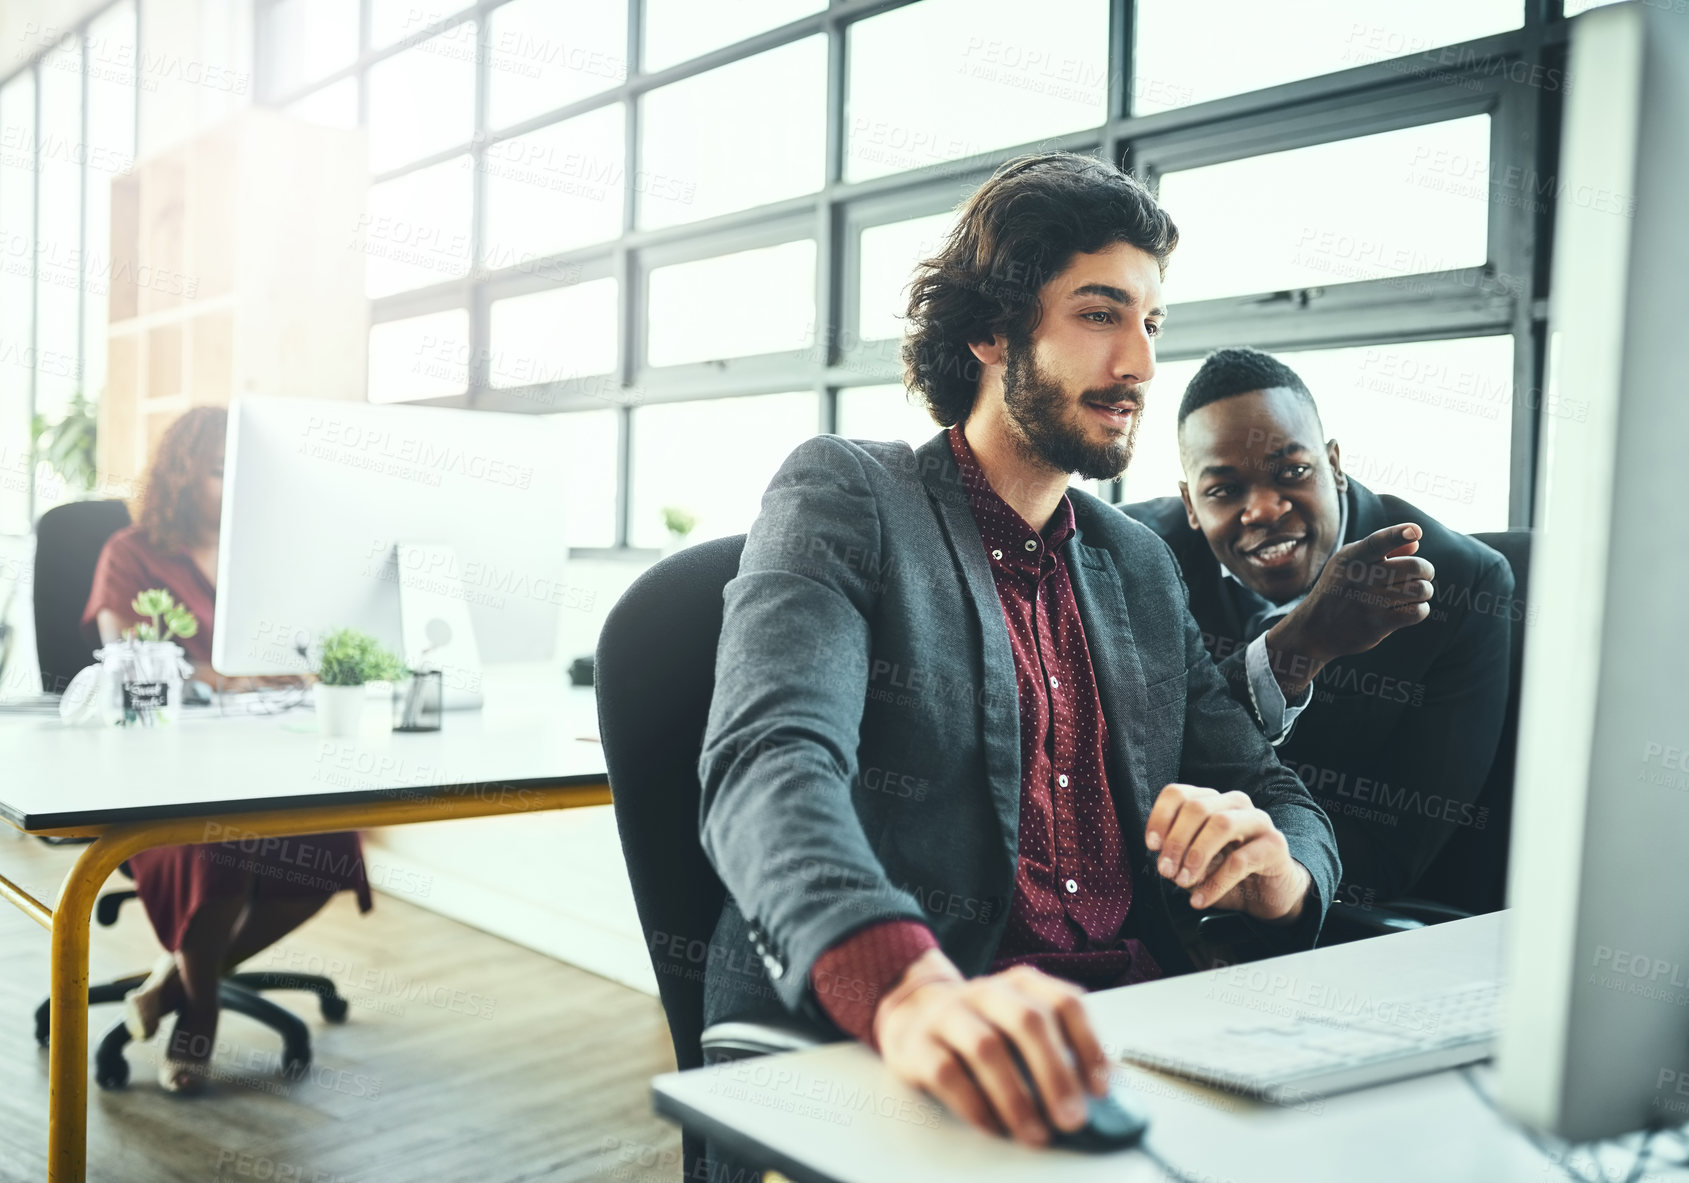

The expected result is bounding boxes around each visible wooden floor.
[0,832,683,1183]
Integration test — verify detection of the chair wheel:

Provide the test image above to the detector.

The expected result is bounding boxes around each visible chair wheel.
[34,1002,50,1047]
[283,1043,311,1074]
[95,1056,130,1090]
[320,994,349,1023]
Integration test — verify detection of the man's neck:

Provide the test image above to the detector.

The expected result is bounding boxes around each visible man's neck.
[961,409,1070,534]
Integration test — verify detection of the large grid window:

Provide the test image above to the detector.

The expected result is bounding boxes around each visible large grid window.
[0,0,141,536]
[254,0,1578,551]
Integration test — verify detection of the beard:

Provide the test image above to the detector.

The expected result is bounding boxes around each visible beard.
[1000,340,1143,482]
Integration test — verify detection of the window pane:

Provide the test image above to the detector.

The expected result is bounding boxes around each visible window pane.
[285,77,359,129]
[35,37,82,426]
[362,156,474,298]
[1123,338,1513,533]
[367,26,477,172]
[1156,116,1491,305]
[265,0,360,96]
[1133,0,1522,114]
[846,0,1109,183]
[487,0,628,130]
[647,240,816,367]
[368,309,471,403]
[483,104,624,266]
[371,0,474,49]
[836,384,940,449]
[489,277,620,391]
[547,408,619,548]
[643,0,824,73]
[639,37,826,229]
[629,392,818,547]
[857,211,957,343]
[0,73,35,535]
[84,2,139,410]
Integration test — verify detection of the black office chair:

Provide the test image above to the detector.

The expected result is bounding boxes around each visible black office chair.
[33,498,134,695]
[1321,528,1532,942]
[599,535,824,1180]
[28,499,348,1089]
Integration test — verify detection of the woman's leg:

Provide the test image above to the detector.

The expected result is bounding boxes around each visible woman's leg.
[220,894,332,974]
[162,889,249,1086]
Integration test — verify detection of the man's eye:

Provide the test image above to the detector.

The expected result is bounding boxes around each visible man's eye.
[1146,321,1162,337]
[1279,464,1311,480]
[1083,311,1113,324]
[1206,485,1237,499]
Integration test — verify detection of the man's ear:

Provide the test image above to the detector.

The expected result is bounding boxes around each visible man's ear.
[1327,439,1346,493]
[1178,481,1201,531]
[967,332,1006,370]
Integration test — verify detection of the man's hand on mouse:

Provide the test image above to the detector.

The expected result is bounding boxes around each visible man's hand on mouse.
[1262,522,1435,701]
[1145,783,1312,922]
[872,951,1110,1147]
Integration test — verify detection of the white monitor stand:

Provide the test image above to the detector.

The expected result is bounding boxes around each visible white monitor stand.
[393,541,484,711]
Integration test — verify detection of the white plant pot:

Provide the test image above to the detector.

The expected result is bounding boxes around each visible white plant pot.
[314,683,367,737]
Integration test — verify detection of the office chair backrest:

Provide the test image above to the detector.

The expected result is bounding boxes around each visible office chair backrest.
[597,534,746,1075]
[33,499,132,694]
[1414,528,1532,914]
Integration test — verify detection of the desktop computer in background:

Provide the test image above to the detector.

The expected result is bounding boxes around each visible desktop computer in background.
[211,397,572,708]
[1496,1,1689,1142]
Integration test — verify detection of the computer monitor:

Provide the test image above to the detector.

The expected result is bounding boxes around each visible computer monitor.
[1496,2,1689,1142]
[211,396,572,706]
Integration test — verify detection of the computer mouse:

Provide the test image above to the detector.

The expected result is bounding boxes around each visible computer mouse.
[1009,1045,1150,1152]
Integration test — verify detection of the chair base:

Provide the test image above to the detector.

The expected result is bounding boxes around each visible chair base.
[35,971,349,1091]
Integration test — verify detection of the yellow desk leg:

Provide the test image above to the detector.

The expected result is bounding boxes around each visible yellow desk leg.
[48,833,134,1183]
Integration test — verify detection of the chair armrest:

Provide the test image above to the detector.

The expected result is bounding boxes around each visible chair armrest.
[700,1019,827,1063]
[1322,897,1476,943]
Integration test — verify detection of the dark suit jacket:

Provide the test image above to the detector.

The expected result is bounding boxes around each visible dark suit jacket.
[1122,479,1513,904]
[698,431,1341,1035]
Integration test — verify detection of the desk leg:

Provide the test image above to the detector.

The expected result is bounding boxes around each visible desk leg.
[48,834,130,1183]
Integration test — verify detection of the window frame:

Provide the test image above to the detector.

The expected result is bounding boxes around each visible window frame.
[0,0,144,533]
[248,0,1574,549]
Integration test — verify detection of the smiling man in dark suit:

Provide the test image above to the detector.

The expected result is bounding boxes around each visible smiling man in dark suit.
[1122,347,1513,913]
[698,155,1340,1153]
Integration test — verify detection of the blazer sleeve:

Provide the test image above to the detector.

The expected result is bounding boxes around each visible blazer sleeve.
[698,435,931,1017]
[1328,553,1515,901]
[1170,557,1342,951]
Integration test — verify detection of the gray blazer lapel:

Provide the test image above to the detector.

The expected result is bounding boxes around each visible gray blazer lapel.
[1065,534,1154,824]
[913,432,1022,860]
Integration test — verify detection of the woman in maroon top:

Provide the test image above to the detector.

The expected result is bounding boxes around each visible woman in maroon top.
[81,406,373,1094]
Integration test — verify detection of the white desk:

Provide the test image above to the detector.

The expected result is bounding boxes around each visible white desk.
[655,914,1689,1183]
[1,663,610,1182]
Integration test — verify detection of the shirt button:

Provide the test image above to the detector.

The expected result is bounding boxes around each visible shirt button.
[1065,878,1079,894]
[1024,539,1038,552]
[991,549,1003,560]
[1057,774,1069,788]
[1049,675,1059,689]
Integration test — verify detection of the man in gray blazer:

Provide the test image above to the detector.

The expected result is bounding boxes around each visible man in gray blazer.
[699,153,1340,1150]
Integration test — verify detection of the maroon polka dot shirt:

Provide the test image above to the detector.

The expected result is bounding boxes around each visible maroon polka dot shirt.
[811,426,1161,1045]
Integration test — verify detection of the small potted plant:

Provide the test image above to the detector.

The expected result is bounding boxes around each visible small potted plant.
[104,589,198,726]
[661,505,697,555]
[310,628,406,737]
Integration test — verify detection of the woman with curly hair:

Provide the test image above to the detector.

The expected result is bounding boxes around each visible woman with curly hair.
[80,405,373,1094]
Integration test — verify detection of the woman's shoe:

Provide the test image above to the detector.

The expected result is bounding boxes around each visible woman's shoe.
[157,1059,208,1096]
[121,953,178,1042]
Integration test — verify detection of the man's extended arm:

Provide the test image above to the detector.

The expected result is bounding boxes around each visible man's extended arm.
[698,435,931,1020]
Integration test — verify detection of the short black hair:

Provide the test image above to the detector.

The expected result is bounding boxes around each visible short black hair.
[1176,347,1321,432]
